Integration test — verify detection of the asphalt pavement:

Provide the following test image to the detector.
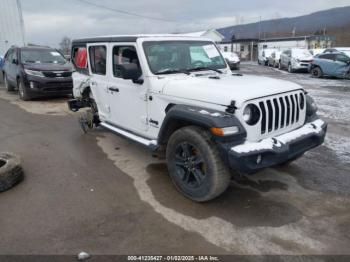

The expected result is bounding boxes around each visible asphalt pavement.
[0,64,349,256]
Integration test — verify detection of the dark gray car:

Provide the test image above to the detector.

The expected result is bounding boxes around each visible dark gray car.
[2,46,73,100]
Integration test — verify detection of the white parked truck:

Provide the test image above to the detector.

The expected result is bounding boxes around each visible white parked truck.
[68,35,327,202]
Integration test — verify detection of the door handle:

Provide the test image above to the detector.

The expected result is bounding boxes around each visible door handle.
[108,87,119,92]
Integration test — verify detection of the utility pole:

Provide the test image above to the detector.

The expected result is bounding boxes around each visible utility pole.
[258,16,261,40]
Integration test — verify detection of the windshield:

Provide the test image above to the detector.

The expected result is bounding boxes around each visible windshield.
[143,41,226,74]
[21,49,67,64]
[293,49,312,57]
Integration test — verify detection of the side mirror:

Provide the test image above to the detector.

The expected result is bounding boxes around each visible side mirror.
[12,58,18,65]
[115,64,143,84]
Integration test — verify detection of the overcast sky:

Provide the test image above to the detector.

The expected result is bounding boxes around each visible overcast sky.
[20,0,350,47]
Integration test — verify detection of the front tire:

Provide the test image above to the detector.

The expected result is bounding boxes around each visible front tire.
[278,61,282,70]
[311,67,323,78]
[18,78,31,101]
[288,64,294,73]
[166,126,231,202]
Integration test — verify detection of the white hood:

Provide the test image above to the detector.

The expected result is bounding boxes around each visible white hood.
[162,74,303,108]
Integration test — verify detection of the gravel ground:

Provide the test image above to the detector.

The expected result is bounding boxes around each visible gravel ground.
[0,64,349,256]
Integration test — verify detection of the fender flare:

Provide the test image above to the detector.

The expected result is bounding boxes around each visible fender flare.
[157,104,246,144]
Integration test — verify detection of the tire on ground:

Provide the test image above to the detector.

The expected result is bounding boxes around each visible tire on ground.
[166,126,231,202]
[311,67,323,78]
[18,78,31,101]
[0,152,24,193]
[4,73,15,92]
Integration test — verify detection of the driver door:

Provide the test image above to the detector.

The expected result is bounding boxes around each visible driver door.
[107,43,149,135]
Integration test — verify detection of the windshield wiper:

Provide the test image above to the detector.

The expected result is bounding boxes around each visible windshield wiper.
[187,66,223,74]
[155,68,190,75]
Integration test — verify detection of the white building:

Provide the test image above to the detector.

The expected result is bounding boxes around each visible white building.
[217,35,335,61]
[0,0,26,55]
[258,35,334,51]
[217,39,259,61]
[182,29,225,43]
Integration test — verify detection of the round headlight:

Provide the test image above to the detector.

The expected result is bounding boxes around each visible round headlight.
[299,93,305,110]
[243,104,260,125]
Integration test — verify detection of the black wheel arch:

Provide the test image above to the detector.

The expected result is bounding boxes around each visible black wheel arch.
[157,104,246,145]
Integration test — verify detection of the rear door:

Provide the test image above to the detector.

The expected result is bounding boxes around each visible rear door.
[87,44,110,121]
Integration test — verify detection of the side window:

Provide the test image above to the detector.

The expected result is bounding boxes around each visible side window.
[89,46,106,75]
[12,49,18,61]
[72,46,88,74]
[5,49,13,61]
[336,54,349,63]
[319,54,334,60]
[112,46,141,78]
[240,46,244,52]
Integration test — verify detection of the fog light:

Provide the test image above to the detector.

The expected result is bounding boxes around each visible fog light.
[30,82,35,89]
[256,154,262,164]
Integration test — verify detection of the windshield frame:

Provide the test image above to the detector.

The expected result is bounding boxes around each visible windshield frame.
[20,48,67,64]
[142,40,227,75]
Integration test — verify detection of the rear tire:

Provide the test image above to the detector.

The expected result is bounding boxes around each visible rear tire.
[18,78,31,101]
[166,126,231,202]
[311,67,323,78]
[4,74,15,92]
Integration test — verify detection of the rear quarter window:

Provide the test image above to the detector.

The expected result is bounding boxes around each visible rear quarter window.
[72,46,89,74]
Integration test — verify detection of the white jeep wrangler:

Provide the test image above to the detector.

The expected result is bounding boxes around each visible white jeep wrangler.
[68,35,327,202]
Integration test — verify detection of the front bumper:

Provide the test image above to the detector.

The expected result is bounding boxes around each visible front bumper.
[293,62,311,71]
[227,61,240,70]
[24,75,73,97]
[227,119,327,173]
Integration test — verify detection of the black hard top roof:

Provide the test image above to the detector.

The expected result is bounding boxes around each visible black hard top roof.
[72,36,138,45]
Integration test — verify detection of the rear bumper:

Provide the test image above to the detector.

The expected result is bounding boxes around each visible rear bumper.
[227,118,327,173]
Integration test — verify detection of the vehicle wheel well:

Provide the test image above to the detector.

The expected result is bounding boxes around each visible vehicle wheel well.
[82,86,91,99]
[160,119,207,145]
[165,103,175,113]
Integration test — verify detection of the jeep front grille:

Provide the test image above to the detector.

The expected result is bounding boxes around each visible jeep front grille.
[259,92,304,135]
[242,91,306,141]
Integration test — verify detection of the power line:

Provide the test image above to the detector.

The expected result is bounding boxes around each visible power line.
[74,0,178,23]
